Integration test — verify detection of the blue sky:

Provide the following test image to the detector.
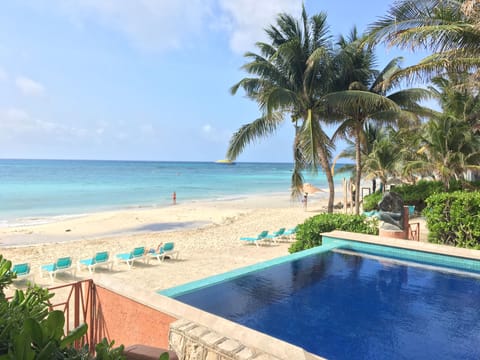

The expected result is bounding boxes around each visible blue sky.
[0,1,429,162]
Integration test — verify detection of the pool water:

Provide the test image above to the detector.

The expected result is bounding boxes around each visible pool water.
[174,250,480,360]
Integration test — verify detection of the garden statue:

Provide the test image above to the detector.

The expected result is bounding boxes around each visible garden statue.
[378,191,404,231]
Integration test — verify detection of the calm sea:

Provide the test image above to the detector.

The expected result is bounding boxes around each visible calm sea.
[0,159,348,225]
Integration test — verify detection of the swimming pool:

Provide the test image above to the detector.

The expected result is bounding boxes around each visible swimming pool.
[160,236,480,360]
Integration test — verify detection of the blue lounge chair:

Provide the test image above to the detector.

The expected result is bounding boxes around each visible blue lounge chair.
[12,263,34,283]
[40,257,75,283]
[78,251,113,274]
[240,230,269,247]
[281,226,298,241]
[115,246,146,269]
[266,228,286,243]
[147,242,179,263]
[363,210,380,217]
[408,205,415,216]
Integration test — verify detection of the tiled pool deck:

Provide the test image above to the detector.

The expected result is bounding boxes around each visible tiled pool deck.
[97,231,480,360]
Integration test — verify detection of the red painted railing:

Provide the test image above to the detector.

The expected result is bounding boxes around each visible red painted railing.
[8,279,100,352]
[47,279,97,350]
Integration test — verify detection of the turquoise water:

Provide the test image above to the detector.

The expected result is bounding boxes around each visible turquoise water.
[0,159,346,224]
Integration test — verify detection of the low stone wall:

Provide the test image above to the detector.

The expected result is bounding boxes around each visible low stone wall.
[169,319,281,360]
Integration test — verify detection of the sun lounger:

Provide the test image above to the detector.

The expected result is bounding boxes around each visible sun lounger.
[40,257,75,283]
[147,242,179,263]
[240,230,269,247]
[78,251,113,274]
[408,205,415,216]
[363,210,380,217]
[266,228,286,243]
[12,263,34,283]
[281,226,298,241]
[115,247,147,269]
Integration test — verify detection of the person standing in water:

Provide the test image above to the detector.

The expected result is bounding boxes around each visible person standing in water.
[172,191,177,205]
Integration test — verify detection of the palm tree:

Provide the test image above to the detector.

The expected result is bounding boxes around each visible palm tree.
[367,0,480,80]
[429,74,480,127]
[227,6,337,212]
[332,122,386,193]
[416,115,480,189]
[363,128,402,191]
[323,31,431,214]
[407,72,480,188]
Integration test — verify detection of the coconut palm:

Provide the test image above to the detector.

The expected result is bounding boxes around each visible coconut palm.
[323,31,431,214]
[227,7,337,212]
[332,122,387,193]
[406,72,480,187]
[367,0,480,80]
[416,115,480,189]
[429,73,480,127]
[363,129,402,191]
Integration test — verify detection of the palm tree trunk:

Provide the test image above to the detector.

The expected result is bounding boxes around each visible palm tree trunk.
[355,125,362,215]
[325,166,335,213]
[318,147,335,213]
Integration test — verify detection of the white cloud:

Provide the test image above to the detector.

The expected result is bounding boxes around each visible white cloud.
[202,124,212,133]
[0,108,87,138]
[54,0,215,51]
[44,0,301,53]
[15,76,46,96]
[5,108,29,122]
[218,0,303,53]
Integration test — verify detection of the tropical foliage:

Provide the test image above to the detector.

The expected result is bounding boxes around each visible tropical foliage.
[323,31,431,213]
[227,6,337,211]
[227,3,480,245]
[367,0,480,80]
[425,191,480,249]
[362,180,458,212]
[289,213,378,253]
[0,255,126,359]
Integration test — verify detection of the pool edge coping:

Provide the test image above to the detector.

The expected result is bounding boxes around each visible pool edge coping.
[161,231,480,298]
[159,241,343,297]
[323,230,480,260]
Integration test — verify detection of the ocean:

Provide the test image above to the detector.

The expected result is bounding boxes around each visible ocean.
[0,159,348,225]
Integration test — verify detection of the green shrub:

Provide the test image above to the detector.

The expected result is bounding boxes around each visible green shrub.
[288,213,378,253]
[362,180,464,212]
[424,191,480,249]
[362,192,382,211]
[0,255,126,359]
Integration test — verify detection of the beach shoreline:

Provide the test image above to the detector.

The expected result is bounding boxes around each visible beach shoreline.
[0,190,335,247]
[0,191,336,294]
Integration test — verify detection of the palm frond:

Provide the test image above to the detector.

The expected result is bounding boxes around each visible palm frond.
[323,90,402,117]
[226,112,284,160]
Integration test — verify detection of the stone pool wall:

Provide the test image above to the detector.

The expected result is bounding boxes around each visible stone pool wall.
[169,319,282,360]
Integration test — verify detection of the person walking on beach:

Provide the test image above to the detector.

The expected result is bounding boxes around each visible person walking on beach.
[172,191,177,205]
[302,193,308,211]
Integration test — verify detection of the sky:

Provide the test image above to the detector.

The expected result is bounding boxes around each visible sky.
[0,1,430,162]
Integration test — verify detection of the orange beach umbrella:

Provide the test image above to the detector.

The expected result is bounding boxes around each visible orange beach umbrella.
[302,183,324,194]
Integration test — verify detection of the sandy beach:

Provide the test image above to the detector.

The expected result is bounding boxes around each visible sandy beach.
[1,192,333,293]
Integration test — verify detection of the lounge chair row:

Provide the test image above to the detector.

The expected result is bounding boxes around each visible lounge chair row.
[11,242,179,284]
[240,227,298,247]
[115,243,179,270]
